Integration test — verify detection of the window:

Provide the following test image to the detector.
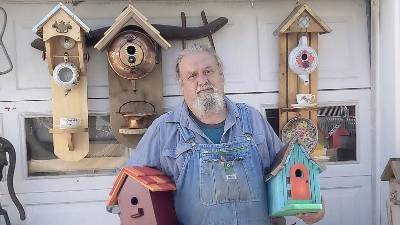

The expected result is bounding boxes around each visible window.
[25,114,129,176]
[265,105,357,163]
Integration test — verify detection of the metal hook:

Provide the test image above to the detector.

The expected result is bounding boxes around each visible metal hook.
[0,7,13,75]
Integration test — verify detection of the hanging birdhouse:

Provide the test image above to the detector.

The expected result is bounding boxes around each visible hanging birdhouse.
[265,138,324,217]
[381,158,400,225]
[276,3,331,158]
[107,167,178,225]
[94,3,170,148]
[32,3,90,161]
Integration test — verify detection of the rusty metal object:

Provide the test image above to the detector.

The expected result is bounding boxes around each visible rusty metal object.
[107,31,156,80]
[0,137,26,225]
[117,101,156,129]
[181,12,187,49]
[30,17,229,51]
[201,10,215,51]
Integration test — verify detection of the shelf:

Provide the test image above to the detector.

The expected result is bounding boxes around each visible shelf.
[119,128,147,135]
[280,106,319,112]
[49,128,88,134]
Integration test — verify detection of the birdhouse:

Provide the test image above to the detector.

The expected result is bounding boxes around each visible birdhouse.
[381,158,400,225]
[107,167,178,225]
[94,3,170,148]
[32,3,90,161]
[276,3,331,159]
[265,139,324,217]
[328,126,350,149]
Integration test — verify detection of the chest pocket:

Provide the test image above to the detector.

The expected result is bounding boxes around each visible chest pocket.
[199,142,263,206]
[162,142,193,184]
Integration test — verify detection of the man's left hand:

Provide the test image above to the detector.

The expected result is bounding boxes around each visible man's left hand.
[296,199,325,224]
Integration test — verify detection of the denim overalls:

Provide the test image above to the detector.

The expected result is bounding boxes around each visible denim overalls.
[173,104,269,225]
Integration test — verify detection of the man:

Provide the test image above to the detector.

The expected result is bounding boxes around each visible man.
[126,44,324,225]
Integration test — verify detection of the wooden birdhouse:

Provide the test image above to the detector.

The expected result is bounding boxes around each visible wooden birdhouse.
[32,3,90,161]
[276,3,331,158]
[94,3,171,148]
[107,167,178,225]
[381,158,400,225]
[265,139,324,217]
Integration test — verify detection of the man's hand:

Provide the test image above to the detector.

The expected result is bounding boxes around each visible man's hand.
[296,199,325,224]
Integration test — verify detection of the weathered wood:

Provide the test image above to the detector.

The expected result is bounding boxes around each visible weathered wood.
[51,76,89,161]
[108,62,163,148]
[95,4,170,51]
[273,3,332,36]
[279,34,288,134]
[287,33,298,122]
[28,157,127,173]
[310,33,319,129]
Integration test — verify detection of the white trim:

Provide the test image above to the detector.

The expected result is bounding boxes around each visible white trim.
[32,3,90,34]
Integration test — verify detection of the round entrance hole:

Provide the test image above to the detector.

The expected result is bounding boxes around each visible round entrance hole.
[131,197,138,205]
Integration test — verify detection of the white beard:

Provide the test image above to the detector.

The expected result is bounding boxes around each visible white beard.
[192,86,225,118]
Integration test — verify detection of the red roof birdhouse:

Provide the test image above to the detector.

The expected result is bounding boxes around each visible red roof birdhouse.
[107,167,178,225]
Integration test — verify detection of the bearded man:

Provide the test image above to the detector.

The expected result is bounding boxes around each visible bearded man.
[126,44,324,225]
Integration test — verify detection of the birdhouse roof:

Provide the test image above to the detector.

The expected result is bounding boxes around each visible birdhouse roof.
[107,167,176,207]
[381,158,400,181]
[273,3,331,36]
[265,138,325,181]
[94,4,171,51]
[32,3,90,34]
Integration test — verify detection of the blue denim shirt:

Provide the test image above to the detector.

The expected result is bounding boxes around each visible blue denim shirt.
[126,97,283,225]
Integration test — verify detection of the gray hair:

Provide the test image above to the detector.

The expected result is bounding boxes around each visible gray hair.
[175,43,223,80]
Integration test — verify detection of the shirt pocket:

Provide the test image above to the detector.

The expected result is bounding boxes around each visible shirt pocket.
[253,134,270,170]
[162,142,193,184]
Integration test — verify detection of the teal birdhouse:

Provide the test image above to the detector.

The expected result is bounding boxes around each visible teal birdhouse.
[265,139,324,217]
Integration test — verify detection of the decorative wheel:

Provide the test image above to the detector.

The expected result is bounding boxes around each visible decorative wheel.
[282,117,318,153]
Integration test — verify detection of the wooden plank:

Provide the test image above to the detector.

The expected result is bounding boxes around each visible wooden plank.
[28,157,127,173]
[287,33,298,122]
[119,128,147,135]
[279,34,288,134]
[45,41,54,74]
[77,35,87,74]
[49,128,88,134]
[52,76,89,161]
[310,33,319,133]
[108,60,163,148]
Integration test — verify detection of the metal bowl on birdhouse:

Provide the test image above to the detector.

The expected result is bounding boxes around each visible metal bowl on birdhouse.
[107,31,157,80]
[117,101,156,129]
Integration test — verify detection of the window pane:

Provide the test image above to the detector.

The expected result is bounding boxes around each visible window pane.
[318,105,356,162]
[265,108,279,136]
[25,114,129,176]
[265,105,357,163]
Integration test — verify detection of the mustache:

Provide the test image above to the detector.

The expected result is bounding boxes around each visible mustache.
[196,84,215,94]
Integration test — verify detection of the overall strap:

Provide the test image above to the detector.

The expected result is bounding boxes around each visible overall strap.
[176,123,196,145]
[236,103,254,137]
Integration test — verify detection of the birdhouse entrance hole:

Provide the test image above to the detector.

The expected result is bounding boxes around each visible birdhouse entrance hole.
[59,68,74,82]
[131,197,138,205]
[295,169,303,178]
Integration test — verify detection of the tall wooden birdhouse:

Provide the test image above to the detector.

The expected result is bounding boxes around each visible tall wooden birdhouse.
[107,167,178,225]
[32,3,90,161]
[275,3,331,158]
[381,158,400,225]
[94,3,171,148]
[265,139,324,217]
